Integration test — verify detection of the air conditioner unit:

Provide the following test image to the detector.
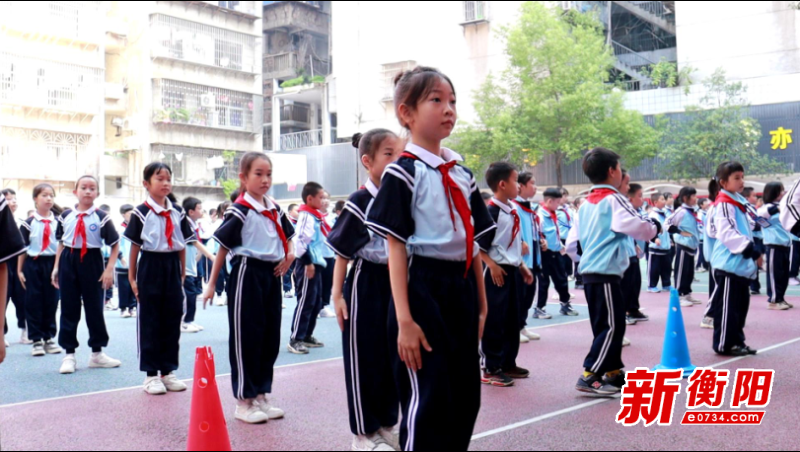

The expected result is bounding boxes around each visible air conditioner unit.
[200,93,216,109]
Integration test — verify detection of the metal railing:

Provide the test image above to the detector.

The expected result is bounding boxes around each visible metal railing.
[281,104,311,124]
[0,52,103,114]
[0,1,103,44]
[263,52,330,79]
[624,1,674,22]
[153,79,256,133]
[612,40,656,73]
[278,128,337,151]
[151,14,257,73]
[203,1,257,16]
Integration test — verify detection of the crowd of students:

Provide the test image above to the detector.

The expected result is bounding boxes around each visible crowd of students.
[1,65,797,452]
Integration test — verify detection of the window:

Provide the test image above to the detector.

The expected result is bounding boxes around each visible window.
[463,1,489,24]
[380,61,416,102]
[155,79,254,132]
[214,39,243,71]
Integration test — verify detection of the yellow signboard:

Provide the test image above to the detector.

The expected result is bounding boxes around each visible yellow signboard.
[770,127,793,150]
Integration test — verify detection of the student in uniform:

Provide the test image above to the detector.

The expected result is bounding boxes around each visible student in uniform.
[512,172,545,341]
[319,191,337,320]
[780,178,800,285]
[624,182,648,324]
[99,205,116,311]
[212,201,232,307]
[181,197,216,334]
[282,203,300,299]
[289,182,330,355]
[365,66,495,451]
[328,130,402,452]
[539,189,578,316]
[647,193,673,293]
[558,189,574,282]
[19,184,63,357]
[707,162,761,356]
[743,188,764,295]
[696,198,711,273]
[758,182,793,311]
[117,205,137,319]
[2,189,28,346]
[54,176,122,375]
[478,162,535,388]
[1,192,27,361]
[566,148,660,395]
[700,189,720,330]
[667,187,703,307]
[202,152,295,424]
[125,164,195,395]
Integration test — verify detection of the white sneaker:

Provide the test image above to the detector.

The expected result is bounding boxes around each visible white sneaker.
[4,339,9,348]
[378,427,401,451]
[319,307,336,319]
[44,340,62,355]
[256,395,285,420]
[700,316,714,329]
[521,329,541,341]
[181,323,201,334]
[622,337,632,347]
[684,295,703,305]
[31,341,45,357]
[88,352,121,369]
[20,329,33,345]
[121,309,132,318]
[284,291,295,299]
[235,400,269,424]
[144,377,168,395]
[351,434,395,452]
[60,355,77,374]
[191,323,204,331]
[519,333,530,344]
[214,293,228,307]
[679,297,694,308]
[162,373,188,392]
[130,308,138,318]
[790,278,800,286]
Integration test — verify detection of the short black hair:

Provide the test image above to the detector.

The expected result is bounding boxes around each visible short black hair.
[481,192,492,201]
[742,187,755,198]
[763,182,784,205]
[143,162,172,183]
[518,171,534,186]
[288,203,298,212]
[209,208,217,217]
[628,183,643,197]
[120,204,134,215]
[582,147,621,184]
[560,188,570,197]
[99,205,111,212]
[1,188,16,197]
[650,192,664,203]
[485,162,518,192]
[698,198,710,208]
[334,200,346,213]
[230,189,240,203]
[302,182,324,205]
[543,188,563,200]
[183,197,202,213]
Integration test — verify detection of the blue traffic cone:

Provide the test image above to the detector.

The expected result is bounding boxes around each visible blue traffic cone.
[653,288,697,378]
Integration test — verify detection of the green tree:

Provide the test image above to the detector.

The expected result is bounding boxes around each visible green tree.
[655,68,788,181]
[450,2,659,186]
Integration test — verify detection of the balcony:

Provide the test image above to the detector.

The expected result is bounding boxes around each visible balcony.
[0,127,88,182]
[263,1,330,37]
[186,1,259,19]
[263,52,330,80]
[461,1,489,25]
[276,128,337,151]
[0,1,104,49]
[0,52,103,117]
[153,79,257,133]
[150,14,259,75]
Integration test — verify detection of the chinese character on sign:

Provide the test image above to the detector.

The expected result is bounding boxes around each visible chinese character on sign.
[770,127,793,150]
[686,368,730,409]
[731,369,775,409]
[616,368,683,427]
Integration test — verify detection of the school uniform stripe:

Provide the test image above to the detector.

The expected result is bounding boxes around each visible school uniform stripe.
[348,260,366,435]
[291,268,310,341]
[344,202,367,223]
[405,368,420,451]
[326,241,352,260]
[591,283,615,374]
[719,277,730,353]
[233,258,248,400]
[365,221,408,244]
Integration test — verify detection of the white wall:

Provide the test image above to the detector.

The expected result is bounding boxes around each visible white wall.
[330,1,525,138]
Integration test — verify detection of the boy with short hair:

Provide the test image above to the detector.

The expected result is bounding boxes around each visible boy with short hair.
[512,172,545,342]
[648,193,673,294]
[539,188,577,317]
[567,148,661,395]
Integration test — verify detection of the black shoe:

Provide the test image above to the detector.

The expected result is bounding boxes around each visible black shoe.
[750,290,760,296]
[288,340,309,355]
[482,371,515,387]
[743,345,758,355]
[628,311,649,322]
[576,374,618,395]
[503,367,530,379]
[718,346,750,357]
[574,284,585,291]
[603,371,626,391]
[303,337,325,348]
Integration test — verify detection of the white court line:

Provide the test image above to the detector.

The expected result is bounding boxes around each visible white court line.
[470,335,800,441]
[0,357,344,410]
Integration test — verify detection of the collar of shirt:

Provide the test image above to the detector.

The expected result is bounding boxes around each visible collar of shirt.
[365,179,379,198]
[243,192,276,213]
[146,196,173,214]
[34,212,55,222]
[75,205,97,217]
[591,184,621,194]
[491,197,514,215]
[405,143,464,168]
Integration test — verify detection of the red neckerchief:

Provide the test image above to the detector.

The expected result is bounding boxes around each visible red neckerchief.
[510,199,542,230]
[545,208,560,238]
[587,188,618,205]
[298,204,331,237]
[121,222,128,229]
[559,206,572,223]
[235,194,288,256]
[715,193,746,213]
[402,151,474,277]
[489,201,520,248]
[72,212,89,261]
[41,219,52,254]
[144,201,175,250]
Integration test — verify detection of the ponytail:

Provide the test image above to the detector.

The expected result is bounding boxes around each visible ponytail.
[708,178,720,203]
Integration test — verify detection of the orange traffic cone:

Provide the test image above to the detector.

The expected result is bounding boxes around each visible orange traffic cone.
[187,346,232,452]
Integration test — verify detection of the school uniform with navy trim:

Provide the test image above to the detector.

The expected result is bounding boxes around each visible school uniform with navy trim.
[557,206,575,279]
[20,213,59,343]
[566,186,659,375]
[124,197,195,374]
[648,208,673,290]
[747,203,764,294]
[539,207,571,306]
[697,209,710,271]
[182,218,203,325]
[366,144,496,451]
[622,237,643,314]
[703,203,719,317]
[759,203,790,305]
[667,204,700,297]
[291,206,328,344]
[709,190,760,355]
[116,223,136,312]
[326,180,399,437]
[5,216,27,336]
[512,197,541,329]
[478,198,524,374]
[57,206,120,354]
[214,193,295,400]
[1,198,27,335]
